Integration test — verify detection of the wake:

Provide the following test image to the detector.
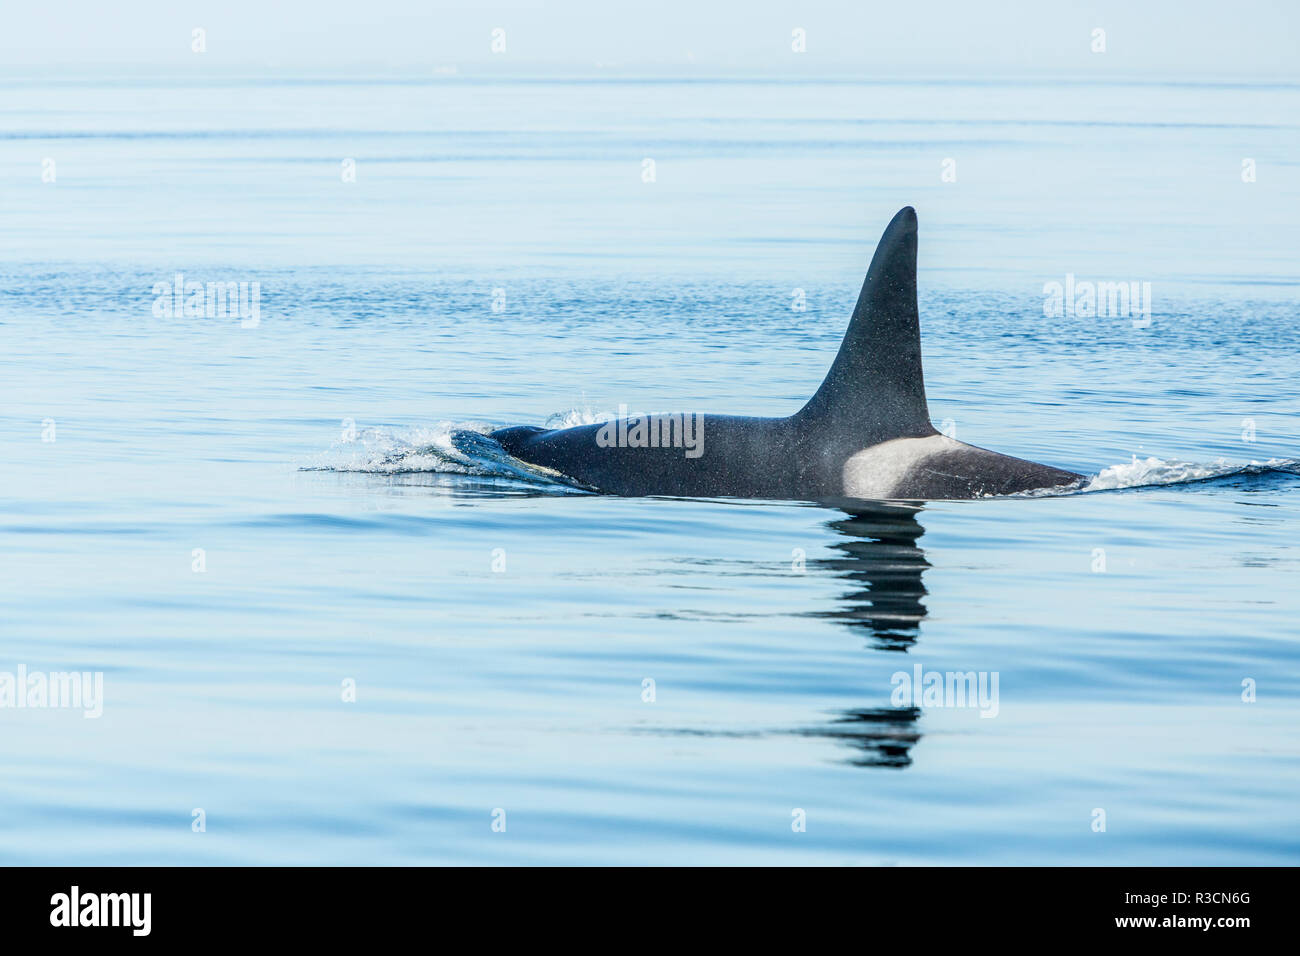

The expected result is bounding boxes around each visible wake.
[299,420,586,490]
[1030,454,1300,497]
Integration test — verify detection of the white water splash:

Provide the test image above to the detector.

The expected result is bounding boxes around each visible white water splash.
[1076,455,1300,493]
[544,406,616,429]
[301,421,486,474]
[300,419,589,488]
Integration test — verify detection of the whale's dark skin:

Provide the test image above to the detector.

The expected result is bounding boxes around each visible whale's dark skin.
[490,207,1082,501]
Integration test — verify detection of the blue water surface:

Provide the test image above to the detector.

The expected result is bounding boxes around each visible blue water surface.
[1,75,1298,864]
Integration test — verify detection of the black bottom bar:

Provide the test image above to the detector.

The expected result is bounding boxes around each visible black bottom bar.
[0,866,1280,941]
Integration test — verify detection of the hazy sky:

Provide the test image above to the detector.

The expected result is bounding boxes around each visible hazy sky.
[2,0,1297,77]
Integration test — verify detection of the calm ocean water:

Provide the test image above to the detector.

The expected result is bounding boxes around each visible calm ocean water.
[2,76,1298,864]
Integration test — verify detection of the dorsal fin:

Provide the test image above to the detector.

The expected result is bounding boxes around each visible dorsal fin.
[795,206,935,442]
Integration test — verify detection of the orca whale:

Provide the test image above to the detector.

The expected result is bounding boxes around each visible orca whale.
[490,206,1082,500]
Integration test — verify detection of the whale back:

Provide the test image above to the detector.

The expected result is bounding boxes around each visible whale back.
[490,205,1083,500]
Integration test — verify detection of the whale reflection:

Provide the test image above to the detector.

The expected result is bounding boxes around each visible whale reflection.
[798,501,933,767]
[797,705,923,769]
[636,501,935,769]
[813,500,930,650]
